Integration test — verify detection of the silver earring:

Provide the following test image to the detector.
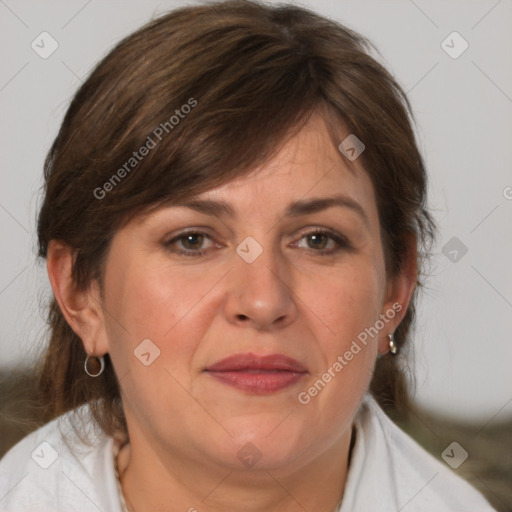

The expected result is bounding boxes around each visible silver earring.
[388,334,398,355]
[84,355,105,377]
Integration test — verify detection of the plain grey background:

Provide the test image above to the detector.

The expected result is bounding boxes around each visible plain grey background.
[1,0,511,423]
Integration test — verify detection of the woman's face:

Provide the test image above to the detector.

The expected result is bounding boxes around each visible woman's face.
[93,113,408,474]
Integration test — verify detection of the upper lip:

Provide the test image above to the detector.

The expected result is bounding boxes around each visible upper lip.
[205,353,307,373]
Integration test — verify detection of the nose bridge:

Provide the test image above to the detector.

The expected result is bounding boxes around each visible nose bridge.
[224,233,297,329]
[236,233,288,296]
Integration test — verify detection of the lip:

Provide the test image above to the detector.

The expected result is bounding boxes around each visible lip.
[205,353,308,394]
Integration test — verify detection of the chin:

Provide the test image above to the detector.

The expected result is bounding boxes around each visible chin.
[210,442,304,473]
[209,416,308,471]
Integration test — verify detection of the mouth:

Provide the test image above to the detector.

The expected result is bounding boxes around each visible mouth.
[204,353,308,394]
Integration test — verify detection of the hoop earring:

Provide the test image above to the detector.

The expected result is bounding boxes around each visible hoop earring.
[84,355,105,377]
[388,334,398,355]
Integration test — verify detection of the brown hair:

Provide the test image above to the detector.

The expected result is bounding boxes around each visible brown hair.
[36,0,435,435]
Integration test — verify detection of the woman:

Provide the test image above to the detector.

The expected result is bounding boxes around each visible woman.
[0,1,497,511]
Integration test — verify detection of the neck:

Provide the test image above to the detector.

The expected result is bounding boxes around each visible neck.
[117,425,355,512]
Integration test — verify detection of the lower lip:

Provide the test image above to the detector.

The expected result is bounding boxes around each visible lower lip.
[206,370,306,394]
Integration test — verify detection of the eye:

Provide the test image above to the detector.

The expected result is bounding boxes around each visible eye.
[294,228,351,255]
[164,230,216,256]
[164,227,351,257]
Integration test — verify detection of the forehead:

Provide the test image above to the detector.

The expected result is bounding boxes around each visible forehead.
[187,113,377,220]
[130,112,380,234]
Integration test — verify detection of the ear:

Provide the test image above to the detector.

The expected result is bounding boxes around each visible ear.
[378,233,418,355]
[46,240,109,357]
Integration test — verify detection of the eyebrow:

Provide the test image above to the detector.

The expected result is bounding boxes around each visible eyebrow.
[173,195,370,228]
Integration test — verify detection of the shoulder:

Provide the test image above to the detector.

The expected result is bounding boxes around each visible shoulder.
[0,405,122,512]
[340,393,497,512]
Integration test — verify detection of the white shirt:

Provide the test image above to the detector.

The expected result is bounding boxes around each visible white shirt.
[0,394,496,512]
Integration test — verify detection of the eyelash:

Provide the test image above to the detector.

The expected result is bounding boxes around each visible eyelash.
[164,228,351,257]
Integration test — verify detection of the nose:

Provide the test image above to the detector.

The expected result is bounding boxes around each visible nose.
[223,241,298,331]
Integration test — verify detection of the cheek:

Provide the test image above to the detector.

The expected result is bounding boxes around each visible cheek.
[303,257,385,347]
[293,255,384,410]
[101,257,224,435]
[294,274,381,440]
[103,255,224,375]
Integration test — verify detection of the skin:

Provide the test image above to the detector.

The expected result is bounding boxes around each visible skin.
[48,112,416,512]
